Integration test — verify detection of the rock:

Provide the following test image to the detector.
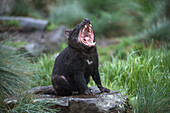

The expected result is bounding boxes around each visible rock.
[24,25,66,56]
[44,25,67,52]
[5,86,130,113]
[0,16,49,31]
[25,42,46,56]
[0,16,67,56]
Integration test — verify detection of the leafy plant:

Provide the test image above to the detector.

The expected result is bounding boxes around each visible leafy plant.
[141,18,170,41]
[93,11,126,37]
[10,0,30,16]
[49,1,89,27]
[80,0,114,14]
[48,0,143,37]
[146,0,170,24]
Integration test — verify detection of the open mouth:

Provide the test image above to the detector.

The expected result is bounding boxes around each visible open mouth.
[78,23,96,47]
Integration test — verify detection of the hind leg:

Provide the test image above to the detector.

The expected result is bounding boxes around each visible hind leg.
[52,75,73,96]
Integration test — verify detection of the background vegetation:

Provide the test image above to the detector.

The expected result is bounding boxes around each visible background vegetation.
[1,0,169,112]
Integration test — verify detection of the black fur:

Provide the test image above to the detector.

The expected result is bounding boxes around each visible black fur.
[51,19,110,96]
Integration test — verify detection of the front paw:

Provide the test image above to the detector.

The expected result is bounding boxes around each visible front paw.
[99,87,110,93]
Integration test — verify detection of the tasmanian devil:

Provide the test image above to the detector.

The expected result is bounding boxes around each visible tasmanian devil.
[51,18,110,96]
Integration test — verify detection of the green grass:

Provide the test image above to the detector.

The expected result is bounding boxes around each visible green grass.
[0,37,59,112]
[32,53,57,87]
[0,20,20,29]
[1,36,169,112]
[134,79,169,113]
[97,45,170,93]
[1,93,58,113]
[45,23,58,31]
[90,43,170,112]
[5,40,28,48]
[2,0,169,112]
[10,94,58,113]
[97,36,138,62]
[30,37,169,112]
[31,43,67,87]
[0,40,33,97]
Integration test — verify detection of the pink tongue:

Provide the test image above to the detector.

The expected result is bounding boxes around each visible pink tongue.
[85,37,92,43]
[85,36,90,40]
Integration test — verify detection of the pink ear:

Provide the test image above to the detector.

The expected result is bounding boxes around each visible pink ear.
[65,29,71,39]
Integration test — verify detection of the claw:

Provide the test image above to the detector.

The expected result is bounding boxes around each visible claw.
[100,87,110,93]
[84,89,94,95]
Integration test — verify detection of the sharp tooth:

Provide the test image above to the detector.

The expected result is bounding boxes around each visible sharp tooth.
[85,25,87,28]
[82,28,85,33]
[92,42,96,45]
[89,27,91,32]
[90,24,92,27]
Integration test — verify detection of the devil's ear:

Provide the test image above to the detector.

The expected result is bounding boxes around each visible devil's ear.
[65,29,71,39]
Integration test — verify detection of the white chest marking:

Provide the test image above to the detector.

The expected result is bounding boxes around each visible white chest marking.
[86,59,93,65]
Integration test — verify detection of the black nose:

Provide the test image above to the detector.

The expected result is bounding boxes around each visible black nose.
[84,18,90,23]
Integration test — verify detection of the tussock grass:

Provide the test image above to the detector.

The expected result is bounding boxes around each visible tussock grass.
[134,79,169,113]
[0,40,33,97]
[1,93,58,113]
[141,18,170,41]
[95,44,169,112]
[31,39,169,112]
[98,44,169,93]
[0,37,59,112]
[9,93,58,113]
